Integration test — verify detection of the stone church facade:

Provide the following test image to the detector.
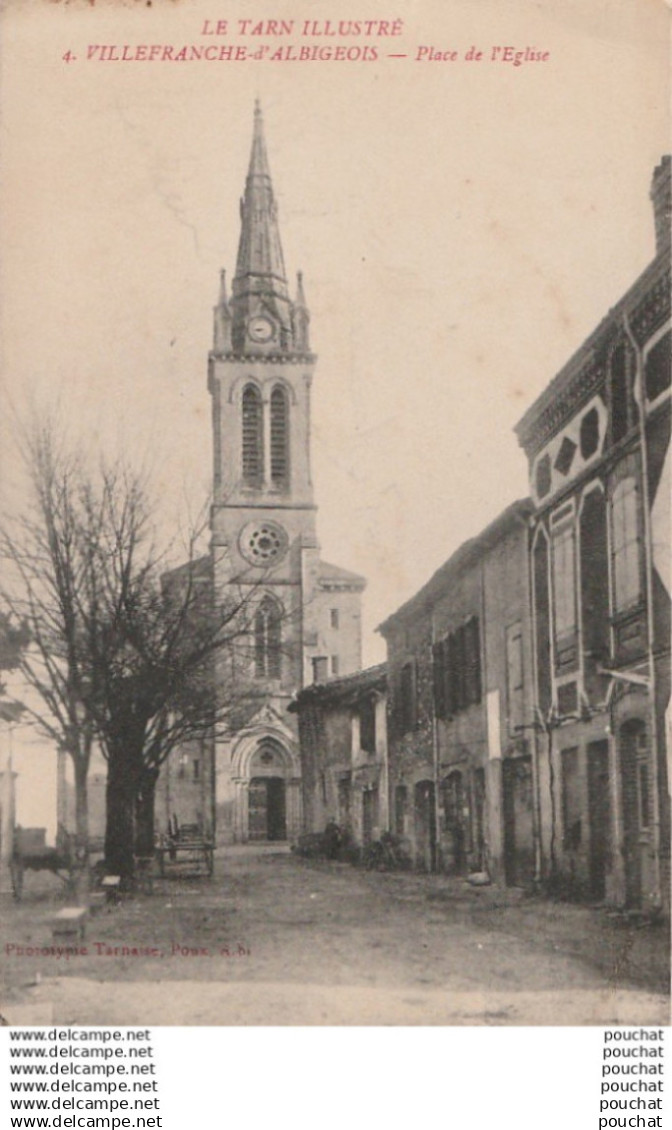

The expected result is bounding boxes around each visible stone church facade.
[155,103,365,845]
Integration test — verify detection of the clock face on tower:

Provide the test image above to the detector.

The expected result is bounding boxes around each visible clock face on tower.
[239,520,288,566]
[247,315,275,344]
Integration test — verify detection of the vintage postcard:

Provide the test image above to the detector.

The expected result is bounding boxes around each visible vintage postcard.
[0,0,669,1027]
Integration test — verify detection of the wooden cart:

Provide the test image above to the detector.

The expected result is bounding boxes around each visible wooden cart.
[156,825,214,879]
[10,827,73,900]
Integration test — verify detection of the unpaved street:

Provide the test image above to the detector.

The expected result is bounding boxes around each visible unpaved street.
[1,847,669,1025]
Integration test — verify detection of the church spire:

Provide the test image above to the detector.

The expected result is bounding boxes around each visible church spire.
[223,103,310,356]
[231,101,291,344]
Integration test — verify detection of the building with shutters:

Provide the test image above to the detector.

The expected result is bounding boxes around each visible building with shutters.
[289,663,388,849]
[155,103,365,845]
[378,500,536,882]
[514,156,671,912]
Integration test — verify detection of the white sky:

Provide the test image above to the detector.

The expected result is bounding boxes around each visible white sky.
[0,0,668,832]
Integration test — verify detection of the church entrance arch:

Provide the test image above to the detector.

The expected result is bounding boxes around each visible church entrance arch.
[232,736,300,843]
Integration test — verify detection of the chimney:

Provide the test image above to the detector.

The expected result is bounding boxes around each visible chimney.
[312,656,328,683]
[650,156,671,256]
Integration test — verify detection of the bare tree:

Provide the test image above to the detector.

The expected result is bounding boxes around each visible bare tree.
[0,417,274,885]
[0,424,100,888]
[84,531,259,882]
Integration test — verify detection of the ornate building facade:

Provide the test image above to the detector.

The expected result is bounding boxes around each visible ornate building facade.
[515,156,671,912]
[156,104,365,844]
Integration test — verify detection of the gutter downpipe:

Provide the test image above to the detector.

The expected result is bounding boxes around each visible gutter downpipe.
[623,312,662,911]
[479,556,491,878]
[524,514,543,886]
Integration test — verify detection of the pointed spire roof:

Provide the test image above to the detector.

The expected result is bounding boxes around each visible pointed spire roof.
[233,101,289,300]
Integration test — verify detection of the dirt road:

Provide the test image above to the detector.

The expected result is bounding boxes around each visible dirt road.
[1,847,669,1025]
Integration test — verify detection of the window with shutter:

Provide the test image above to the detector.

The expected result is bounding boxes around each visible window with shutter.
[432,640,446,718]
[533,532,552,715]
[359,697,376,754]
[552,522,577,641]
[464,617,481,706]
[398,661,416,734]
[611,477,642,613]
[505,622,524,734]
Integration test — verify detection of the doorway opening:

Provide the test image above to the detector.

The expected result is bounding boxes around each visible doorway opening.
[587,740,610,901]
[248,777,287,842]
[502,757,534,886]
[414,779,437,872]
[619,720,648,908]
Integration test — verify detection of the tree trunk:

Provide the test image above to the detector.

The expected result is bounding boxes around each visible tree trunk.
[135,767,159,858]
[104,747,140,883]
[71,756,90,901]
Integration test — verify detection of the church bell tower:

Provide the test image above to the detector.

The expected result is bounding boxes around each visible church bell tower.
[156,103,364,845]
[210,100,316,529]
[204,102,364,846]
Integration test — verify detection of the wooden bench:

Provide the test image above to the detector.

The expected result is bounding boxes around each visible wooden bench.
[52,907,87,941]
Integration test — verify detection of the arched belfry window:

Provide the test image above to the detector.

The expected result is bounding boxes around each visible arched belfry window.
[255,597,282,679]
[270,385,289,487]
[242,384,263,486]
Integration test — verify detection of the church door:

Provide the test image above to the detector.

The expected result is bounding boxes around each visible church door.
[248,777,287,842]
[266,777,287,841]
